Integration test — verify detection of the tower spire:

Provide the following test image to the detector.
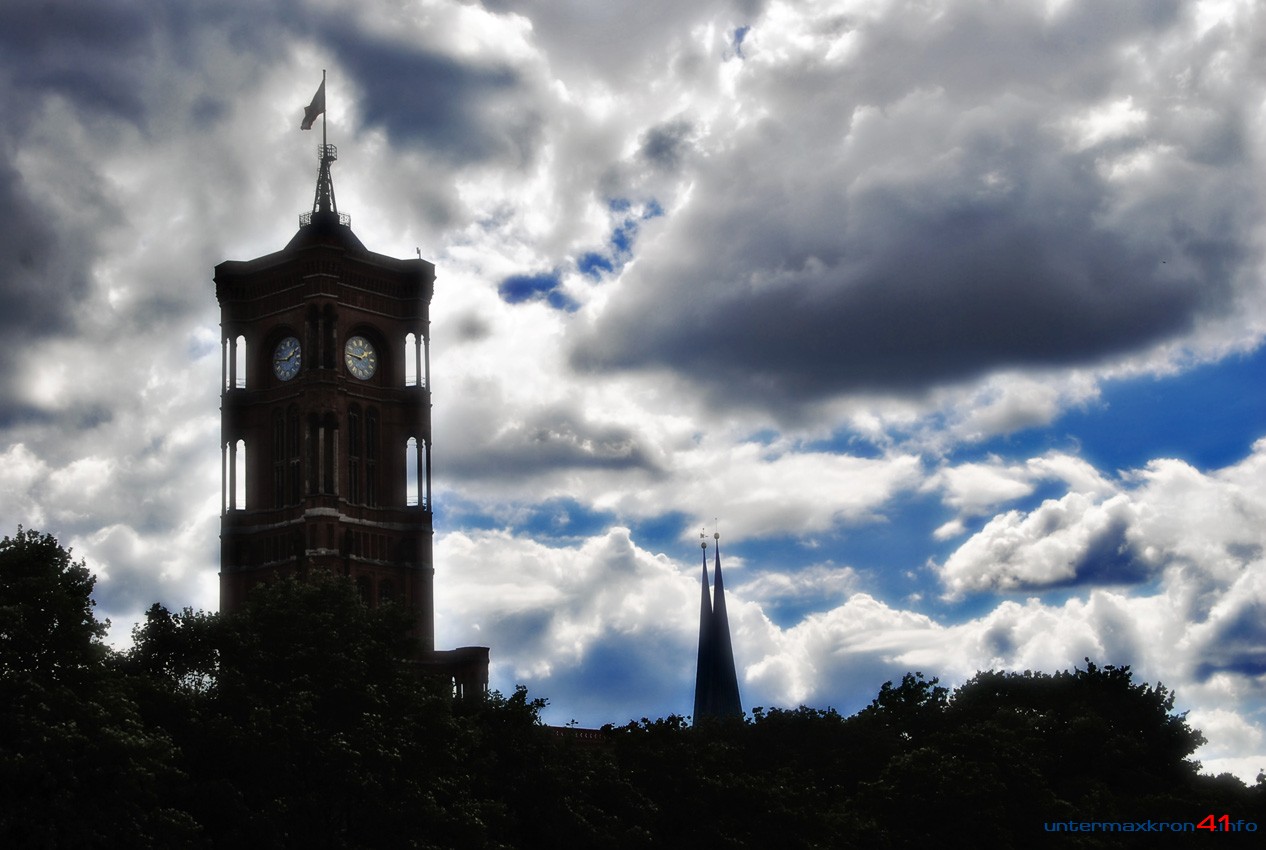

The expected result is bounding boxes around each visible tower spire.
[313,71,338,217]
[692,533,714,722]
[313,141,339,217]
[692,527,742,721]
[300,70,345,226]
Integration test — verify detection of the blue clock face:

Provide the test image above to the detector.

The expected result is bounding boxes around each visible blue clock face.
[272,336,302,381]
[344,335,377,380]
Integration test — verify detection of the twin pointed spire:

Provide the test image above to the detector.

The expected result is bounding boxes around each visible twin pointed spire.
[693,530,742,721]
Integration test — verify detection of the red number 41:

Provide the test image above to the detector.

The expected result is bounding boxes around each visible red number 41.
[1197,814,1231,832]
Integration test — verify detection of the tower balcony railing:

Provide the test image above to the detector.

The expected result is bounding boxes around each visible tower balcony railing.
[300,210,352,228]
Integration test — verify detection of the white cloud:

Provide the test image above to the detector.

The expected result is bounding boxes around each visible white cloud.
[435,526,703,718]
[2,0,1265,789]
[737,561,861,606]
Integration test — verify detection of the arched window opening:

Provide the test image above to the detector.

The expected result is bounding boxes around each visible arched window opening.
[379,579,397,606]
[234,438,246,510]
[234,335,247,389]
[357,575,373,607]
[406,437,419,507]
[404,333,418,387]
[421,437,430,511]
[221,440,230,514]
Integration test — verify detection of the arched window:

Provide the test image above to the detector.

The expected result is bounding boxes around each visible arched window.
[221,440,230,514]
[379,579,397,606]
[404,333,418,387]
[234,438,246,509]
[406,437,419,507]
[357,575,373,606]
[235,335,246,389]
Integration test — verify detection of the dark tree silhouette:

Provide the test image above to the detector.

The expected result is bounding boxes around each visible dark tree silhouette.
[5,528,1262,848]
[0,528,196,846]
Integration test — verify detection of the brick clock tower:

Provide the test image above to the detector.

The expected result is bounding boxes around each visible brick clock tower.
[216,140,486,693]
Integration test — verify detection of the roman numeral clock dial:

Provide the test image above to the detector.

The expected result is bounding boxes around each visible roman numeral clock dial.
[344,335,377,380]
[272,336,302,381]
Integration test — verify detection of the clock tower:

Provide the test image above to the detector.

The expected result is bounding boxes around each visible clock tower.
[215,140,475,683]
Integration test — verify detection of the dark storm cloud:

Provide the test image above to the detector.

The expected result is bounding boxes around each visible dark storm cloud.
[0,1,153,122]
[571,1,1260,409]
[0,155,95,425]
[0,0,290,425]
[0,161,84,336]
[0,1,297,129]
[574,140,1242,401]
[331,37,542,168]
[0,0,545,429]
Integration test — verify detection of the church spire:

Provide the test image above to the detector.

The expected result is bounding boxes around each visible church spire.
[693,535,714,722]
[693,529,742,721]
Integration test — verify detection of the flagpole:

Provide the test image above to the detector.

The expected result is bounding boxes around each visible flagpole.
[322,69,327,149]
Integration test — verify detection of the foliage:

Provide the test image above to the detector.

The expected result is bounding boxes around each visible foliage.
[3,528,1263,848]
[124,573,492,848]
[0,526,107,679]
[0,528,197,846]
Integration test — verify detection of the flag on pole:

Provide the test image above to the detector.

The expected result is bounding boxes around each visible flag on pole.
[300,79,325,130]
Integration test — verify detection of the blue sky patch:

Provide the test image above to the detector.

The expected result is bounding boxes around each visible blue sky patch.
[507,498,617,543]
[577,251,614,280]
[958,345,1266,475]
[497,271,578,311]
[575,198,663,282]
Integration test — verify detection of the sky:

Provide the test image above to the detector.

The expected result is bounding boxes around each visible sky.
[2,0,1265,781]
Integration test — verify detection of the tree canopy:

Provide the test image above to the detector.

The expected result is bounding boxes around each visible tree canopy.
[2,527,1262,847]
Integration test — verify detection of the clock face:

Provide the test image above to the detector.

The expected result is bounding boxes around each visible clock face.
[344,335,378,380]
[272,336,302,381]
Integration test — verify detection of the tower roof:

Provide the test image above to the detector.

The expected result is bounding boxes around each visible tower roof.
[283,209,367,254]
[283,142,367,254]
